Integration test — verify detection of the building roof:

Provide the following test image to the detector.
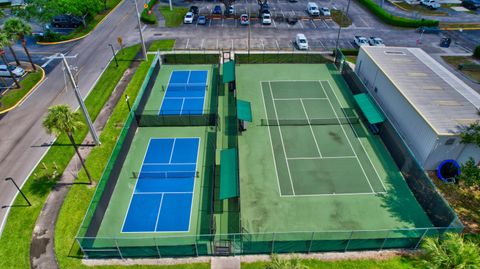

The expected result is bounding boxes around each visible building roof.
[361,46,480,135]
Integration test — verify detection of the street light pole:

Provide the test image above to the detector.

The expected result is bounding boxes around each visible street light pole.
[125,95,131,112]
[5,177,31,206]
[133,0,148,61]
[61,54,101,145]
[109,44,119,67]
[335,0,352,52]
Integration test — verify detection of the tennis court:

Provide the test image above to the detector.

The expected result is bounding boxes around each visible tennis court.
[261,80,386,196]
[160,70,208,115]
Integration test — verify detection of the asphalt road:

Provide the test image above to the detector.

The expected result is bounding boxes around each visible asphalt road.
[0,0,142,235]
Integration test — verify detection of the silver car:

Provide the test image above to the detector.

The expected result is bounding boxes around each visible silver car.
[0,65,25,77]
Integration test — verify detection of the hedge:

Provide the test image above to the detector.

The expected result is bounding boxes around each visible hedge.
[357,0,439,28]
[141,0,158,24]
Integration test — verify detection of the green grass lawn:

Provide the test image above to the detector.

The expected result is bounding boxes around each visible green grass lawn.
[0,70,43,111]
[159,6,189,27]
[331,10,352,27]
[148,39,175,52]
[442,56,480,83]
[0,44,142,269]
[39,0,122,42]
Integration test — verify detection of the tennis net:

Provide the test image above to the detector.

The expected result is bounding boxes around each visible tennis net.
[261,117,360,126]
[132,171,199,179]
[165,83,207,92]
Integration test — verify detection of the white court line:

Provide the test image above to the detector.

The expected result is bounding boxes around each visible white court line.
[280,191,386,198]
[260,82,284,197]
[164,97,204,99]
[268,81,296,195]
[287,156,356,160]
[143,162,196,165]
[326,80,387,192]
[154,194,164,231]
[300,99,323,158]
[273,97,328,101]
[137,192,194,195]
[168,138,177,164]
[319,81,375,193]
[180,98,186,114]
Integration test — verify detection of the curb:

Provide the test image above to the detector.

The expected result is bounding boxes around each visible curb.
[36,0,125,45]
[441,27,480,30]
[0,65,46,114]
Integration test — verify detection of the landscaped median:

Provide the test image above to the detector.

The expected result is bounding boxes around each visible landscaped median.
[37,0,123,44]
[0,66,45,114]
[357,0,439,27]
[159,5,190,27]
[0,44,143,269]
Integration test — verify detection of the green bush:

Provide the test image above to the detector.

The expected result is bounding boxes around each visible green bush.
[357,0,438,27]
[340,49,359,56]
[474,45,480,59]
[141,0,158,24]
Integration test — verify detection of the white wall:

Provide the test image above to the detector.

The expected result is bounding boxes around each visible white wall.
[356,50,438,169]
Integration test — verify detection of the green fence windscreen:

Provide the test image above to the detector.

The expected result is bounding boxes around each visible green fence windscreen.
[237,99,252,122]
[220,148,239,200]
[223,60,235,83]
[353,93,385,124]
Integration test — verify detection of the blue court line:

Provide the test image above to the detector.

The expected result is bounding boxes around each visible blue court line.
[122,138,200,233]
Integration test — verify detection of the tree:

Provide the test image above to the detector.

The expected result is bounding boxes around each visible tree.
[3,17,36,71]
[0,31,20,88]
[265,254,309,269]
[421,233,480,269]
[459,157,480,188]
[43,105,93,185]
[460,122,480,147]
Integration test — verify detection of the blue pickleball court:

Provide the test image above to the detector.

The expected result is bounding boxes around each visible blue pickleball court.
[122,137,200,233]
[160,70,208,115]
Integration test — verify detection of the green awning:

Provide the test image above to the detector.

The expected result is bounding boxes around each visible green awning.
[223,60,235,83]
[353,93,385,125]
[237,100,252,122]
[220,148,239,200]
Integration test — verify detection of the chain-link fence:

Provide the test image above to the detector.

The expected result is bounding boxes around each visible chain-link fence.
[235,51,332,64]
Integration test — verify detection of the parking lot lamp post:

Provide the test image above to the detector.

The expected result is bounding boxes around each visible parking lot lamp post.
[5,177,31,206]
[335,0,352,51]
[134,0,148,61]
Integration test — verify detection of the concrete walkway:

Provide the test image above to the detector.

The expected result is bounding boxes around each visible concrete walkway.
[29,60,140,269]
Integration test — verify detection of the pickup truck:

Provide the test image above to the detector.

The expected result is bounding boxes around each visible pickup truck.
[420,0,441,9]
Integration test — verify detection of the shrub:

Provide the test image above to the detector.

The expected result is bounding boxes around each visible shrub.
[357,0,438,27]
[141,0,158,24]
[474,45,480,59]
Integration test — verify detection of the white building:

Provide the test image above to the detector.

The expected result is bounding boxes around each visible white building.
[355,46,480,170]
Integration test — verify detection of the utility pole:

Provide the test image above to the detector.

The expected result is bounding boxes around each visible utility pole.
[109,44,119,67]
[134,0,148,61]
[335,0,352,52]
[61,54,101,145]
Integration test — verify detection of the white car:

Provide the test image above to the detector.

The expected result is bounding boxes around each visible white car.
[183,12,194,24]
[320,7,331,16]
[307,2,320,16]
[420,0,441,9]
[262,13,272,25]
[369,37,385,47]
[295,34,309,50]
[354,36,369,47]
[0,65,25,77]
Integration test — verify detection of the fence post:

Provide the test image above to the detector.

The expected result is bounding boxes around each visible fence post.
[153,237,161,258]
[308,232,315,253]
[414,228,429,250]
[271,232,276,254]
[380,230,390,251]
[114,239,124,260]
[195,241,199,257]
[344,231,353,252]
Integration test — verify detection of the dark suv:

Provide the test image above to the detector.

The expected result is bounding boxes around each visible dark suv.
[51,15,82,28]
[462,0,480,9]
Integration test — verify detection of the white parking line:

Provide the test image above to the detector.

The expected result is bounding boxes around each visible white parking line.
[322,19,329,28]
[231,39,234,50]
[318,39,325,49]
[216,39,219,49]
[311,20,317,29]
[275,39,280,50]
[200,39,205,49]
[272,19,277,28]
[185,38,190,49]
[299,20,304,29]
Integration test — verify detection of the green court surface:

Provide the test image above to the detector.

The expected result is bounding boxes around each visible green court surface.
[236,64,433,233]
[143,64,214,113]
[94,125,214,241]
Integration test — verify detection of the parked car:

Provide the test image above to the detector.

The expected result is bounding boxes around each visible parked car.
[295,34,309,50]
[289,0,298,2]
[0,65,25,77]
[307,2,320,16]
[262,12,272,25]
[354,36,369,47]
[189,6,199,14]
[369,37,385,47]
[213,5,222,14]
[416,26,441,34]
[260,3,270,14]
[286,15,299,25]
[184,12,194,24]
[240,14,249,25]
[198,15,207,25]
[462,0,480,9]
[226,6,235,15]
[50,15,82,28]
[420,0,441,9]
[320,7,331,16]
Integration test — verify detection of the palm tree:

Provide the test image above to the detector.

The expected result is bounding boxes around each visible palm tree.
[3,17,36,71]
[421,233,480,269]
[0,31,20,88]
[43,105,93,185]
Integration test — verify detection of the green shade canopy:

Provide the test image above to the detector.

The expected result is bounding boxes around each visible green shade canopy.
[222,60,235,83]
[237,99,252,122]
[353,93,385,125]
[220,148,239,200]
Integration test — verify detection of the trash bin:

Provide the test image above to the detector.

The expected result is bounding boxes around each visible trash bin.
[440,37,451,48]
